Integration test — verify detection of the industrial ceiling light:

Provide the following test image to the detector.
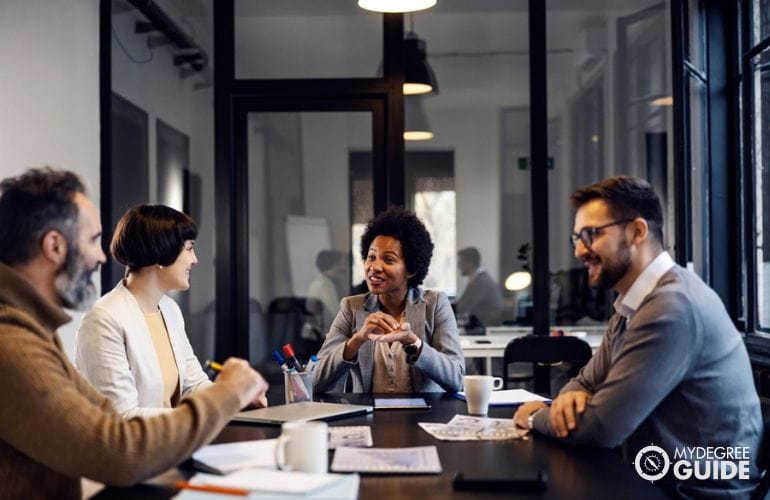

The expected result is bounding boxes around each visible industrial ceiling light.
[403,14,438,95]
[404,32,438,95]
[404,96,433,141]
[358,0,437,13]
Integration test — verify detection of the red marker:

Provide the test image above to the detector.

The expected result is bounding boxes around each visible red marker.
[282,344,304,372]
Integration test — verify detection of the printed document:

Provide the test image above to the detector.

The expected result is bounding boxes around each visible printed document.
[419,415,528,441]
[331,446,442,473]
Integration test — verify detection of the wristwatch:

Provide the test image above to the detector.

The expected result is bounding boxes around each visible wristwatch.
[403,337,423,364]
[527,408,542,429]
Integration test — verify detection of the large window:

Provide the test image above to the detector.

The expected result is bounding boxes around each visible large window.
[741,0,770,336]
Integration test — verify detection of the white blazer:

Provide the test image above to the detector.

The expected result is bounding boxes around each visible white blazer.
[75,281,212,419]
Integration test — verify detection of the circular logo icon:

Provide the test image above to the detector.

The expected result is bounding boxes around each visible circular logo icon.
[634,445,670,482]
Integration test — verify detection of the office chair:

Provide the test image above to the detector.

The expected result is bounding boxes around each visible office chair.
[267,297,325,357]
[502,335,592,396]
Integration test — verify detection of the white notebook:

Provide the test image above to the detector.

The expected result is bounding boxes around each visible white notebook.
[330,446,442,474]
[454,389,551,407]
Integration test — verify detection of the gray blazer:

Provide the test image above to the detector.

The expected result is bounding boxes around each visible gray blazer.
[533,265,762,497]
[313,288,464,393]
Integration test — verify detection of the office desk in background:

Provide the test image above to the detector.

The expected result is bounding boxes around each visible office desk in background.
[461,326,605,375]
[91,393,664,499]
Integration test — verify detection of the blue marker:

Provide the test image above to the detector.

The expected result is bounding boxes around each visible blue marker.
[305,355,319,373]
[272,351,289,373]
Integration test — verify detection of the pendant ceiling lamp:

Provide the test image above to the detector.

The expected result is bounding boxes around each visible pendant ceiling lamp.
[403,14,438,95]
[404,96,433,141]
[358,0,436,14]
[404,32,438,95]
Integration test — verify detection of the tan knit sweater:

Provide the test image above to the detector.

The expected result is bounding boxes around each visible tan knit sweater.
[0,263,242,499]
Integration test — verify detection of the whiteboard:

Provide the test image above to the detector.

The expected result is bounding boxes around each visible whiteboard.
[286,216,332,296]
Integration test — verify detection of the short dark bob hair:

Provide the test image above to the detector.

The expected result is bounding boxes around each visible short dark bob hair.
[359,206,434,289]
[570,176,664,247]
[111,204,198,273]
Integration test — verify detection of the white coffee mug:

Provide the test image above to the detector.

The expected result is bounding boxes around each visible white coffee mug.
[274,421,328,473]
[463,375,504,415]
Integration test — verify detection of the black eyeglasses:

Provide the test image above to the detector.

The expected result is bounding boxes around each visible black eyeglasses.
[569,219,634,249]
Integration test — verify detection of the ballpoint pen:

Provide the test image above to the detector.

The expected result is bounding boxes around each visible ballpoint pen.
[174,480,248,496]
[205,360,223,372]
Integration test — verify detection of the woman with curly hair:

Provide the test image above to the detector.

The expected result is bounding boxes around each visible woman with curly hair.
[313,206,464,393]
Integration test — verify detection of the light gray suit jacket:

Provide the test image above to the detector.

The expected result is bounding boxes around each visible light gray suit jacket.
[75,281,211,418]
[313,288,465,393]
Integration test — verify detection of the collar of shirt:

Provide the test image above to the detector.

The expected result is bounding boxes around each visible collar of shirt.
[363,287,424,312]
[613,251,675,319]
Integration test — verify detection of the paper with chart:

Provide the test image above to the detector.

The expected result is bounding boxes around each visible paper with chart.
[418,415,529,441]
[330,446,442,473]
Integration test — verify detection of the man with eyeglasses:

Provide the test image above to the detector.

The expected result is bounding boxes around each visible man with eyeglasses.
[513,176,761,497]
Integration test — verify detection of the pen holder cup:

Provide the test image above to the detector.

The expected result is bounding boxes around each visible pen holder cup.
[284,371,314,404]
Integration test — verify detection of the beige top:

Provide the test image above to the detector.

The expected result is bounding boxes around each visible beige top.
[144,312,180,407]
[371,341,413,393]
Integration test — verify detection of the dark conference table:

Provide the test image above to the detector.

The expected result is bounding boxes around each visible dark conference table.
[93,393,665,499]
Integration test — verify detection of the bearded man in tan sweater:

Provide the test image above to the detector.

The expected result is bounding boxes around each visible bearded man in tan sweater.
[0,167,269,499]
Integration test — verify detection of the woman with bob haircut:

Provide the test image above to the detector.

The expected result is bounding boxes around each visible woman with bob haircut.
[313,206,464,393]
[75,205,240,418]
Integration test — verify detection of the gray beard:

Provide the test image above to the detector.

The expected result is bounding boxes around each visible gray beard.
[54,248,98,311]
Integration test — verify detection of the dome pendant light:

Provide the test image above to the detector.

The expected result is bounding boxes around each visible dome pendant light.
[358,0,437,14]
[403,14,438,95]
[404,96,433,141]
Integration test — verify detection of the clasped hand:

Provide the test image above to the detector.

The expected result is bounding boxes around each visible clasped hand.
[356,311,417,345]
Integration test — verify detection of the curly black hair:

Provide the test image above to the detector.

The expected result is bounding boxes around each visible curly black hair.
[359,206,434,288]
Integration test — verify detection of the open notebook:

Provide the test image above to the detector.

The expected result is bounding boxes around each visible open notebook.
[232,401,373,425]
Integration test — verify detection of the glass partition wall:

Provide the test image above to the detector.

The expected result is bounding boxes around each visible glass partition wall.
[105,0,686,379]
[546,0,675,327]
[106,0,217,360]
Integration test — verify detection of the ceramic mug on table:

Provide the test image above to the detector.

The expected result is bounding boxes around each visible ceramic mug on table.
[274,421,328,473]
[463,375,504,415]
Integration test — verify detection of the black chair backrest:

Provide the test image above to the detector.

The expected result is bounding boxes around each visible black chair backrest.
[267,297,325,362]
[502,335,593,395]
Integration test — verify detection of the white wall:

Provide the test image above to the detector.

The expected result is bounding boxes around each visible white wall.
[409,106,501,296]
[0,0,100,359]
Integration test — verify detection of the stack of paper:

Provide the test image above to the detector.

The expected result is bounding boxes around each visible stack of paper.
[177,469,359,499]
[191,439,277,474]
[453,388,551,407]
